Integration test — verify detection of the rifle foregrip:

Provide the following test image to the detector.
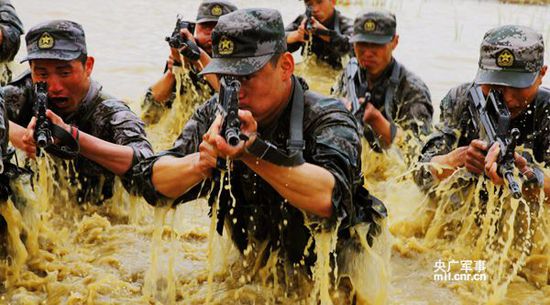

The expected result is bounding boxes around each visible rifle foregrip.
[504,171,522,199]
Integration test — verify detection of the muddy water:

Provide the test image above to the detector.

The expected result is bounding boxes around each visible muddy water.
[3,0,550,304]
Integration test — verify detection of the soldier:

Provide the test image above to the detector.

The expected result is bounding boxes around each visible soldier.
[285,0,352,69]
[415,25,549,202]
[0,0,24,85]
[333,10,433,157]
[141,0,237,125]
[3,20,153,204]
[135,8,387,302]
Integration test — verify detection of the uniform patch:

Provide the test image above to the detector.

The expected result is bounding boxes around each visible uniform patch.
[496,49,514,67]
[38,32,54,49]
[218,36,234,55]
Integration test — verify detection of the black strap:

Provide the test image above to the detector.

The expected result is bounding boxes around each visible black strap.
[246,138,304,167]
[43,124,80,160]
[384,60,401,122]
[287,76,305,155]
[384,61,401,143]
[246,76,305,166]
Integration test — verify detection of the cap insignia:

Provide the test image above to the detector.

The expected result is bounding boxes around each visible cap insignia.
[218,36,234,55]
[211,5,223,16]
[364,20,376,32]
[38,32,55,49]
[497,49,514,67]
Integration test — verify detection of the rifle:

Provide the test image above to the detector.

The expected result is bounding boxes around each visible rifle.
[34,81,52,157]
[304,6,313,33]
[218,76,242,147]
[342,58,370,116]
[300,6,314,56]
[467,86,522,199]
[165,15,201,61]
[31,82,80,159]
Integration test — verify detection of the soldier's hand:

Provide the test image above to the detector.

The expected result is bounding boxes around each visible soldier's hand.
[166,48,185,68]
[484,142,528,185]
[311,17,328,33]
[180,28,195,43]
[205,110,257,160]
[167,52,182,73]
[287,20,307,44]
[45,110,70,133]
[362,102,384,125]
[198,115,223,177]
[464,139,488,175]
[238,110,258,147]
[22,117,37,158]
[339,97,352,111]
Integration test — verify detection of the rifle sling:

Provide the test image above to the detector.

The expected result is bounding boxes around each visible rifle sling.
[384,60,401,143]
[44,123,80,160]
[246,76,305,167]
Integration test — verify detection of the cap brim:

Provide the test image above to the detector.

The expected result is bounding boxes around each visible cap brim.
[196,17,219,24]
[20,51,81,63]
[350,34,393,44]
[475,69,539,88]
[199,54,273,76]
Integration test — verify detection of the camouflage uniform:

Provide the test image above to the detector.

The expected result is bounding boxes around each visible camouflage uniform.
[140,0,237,125]
[4,20,153,204]
[334,11,432,153]
[415,25,549,190]
[135,8,385,269]
[0,0,23,85]
[285,8,352,69]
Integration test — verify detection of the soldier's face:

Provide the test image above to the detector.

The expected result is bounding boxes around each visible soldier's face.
[195,22,216,55]
[30,57,94,115]
[305,0,336,23]
[234,52,294,126]
[354,36,398,77]
[480,66,547,119]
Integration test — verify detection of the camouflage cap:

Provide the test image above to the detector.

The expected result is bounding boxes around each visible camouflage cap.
[22,20,87,63]
[475,25,544,88]
[200,8,287,76]
[350,10,396,45]
[196,0,238,24]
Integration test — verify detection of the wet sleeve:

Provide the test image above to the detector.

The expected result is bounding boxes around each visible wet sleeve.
[0,0,23,63]
[396,77,434,139]
[0,96,7,155]
[133,98,218,205]
[537,102,550,166]
[93,100,154,194]
[413,90,464,189]
[140,87,175,125]
[307,103,361,228]
[1,78,33,126]
[285,15,305,54]
[328,14,352,56]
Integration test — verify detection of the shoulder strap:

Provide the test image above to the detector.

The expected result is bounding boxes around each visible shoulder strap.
[246,76,306,166]
[383,60,402,122]
[287,76,305,155]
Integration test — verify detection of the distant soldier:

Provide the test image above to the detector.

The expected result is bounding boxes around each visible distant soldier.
[333,10,432,157]
[141,0,237,125]
[285,0,353,69]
